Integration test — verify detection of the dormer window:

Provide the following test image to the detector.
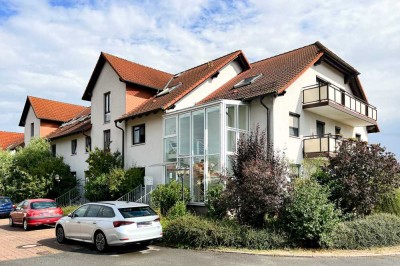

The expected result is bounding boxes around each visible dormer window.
[104,92,110,123]
[233,73,263,89]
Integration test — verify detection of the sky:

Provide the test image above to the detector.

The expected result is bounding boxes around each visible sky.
[0,0,399,158]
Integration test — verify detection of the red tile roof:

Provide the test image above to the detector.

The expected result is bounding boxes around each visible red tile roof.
[82,52,173,101]
[200,43,323,103]
[46,107,91,140]
[0,131,24,150]
[117,50,250,121]
[19,96,88,126]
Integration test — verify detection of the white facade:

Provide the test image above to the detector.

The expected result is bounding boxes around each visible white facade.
[23,107,40,145]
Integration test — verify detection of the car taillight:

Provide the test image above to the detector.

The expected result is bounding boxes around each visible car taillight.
[154,217,160,222]
[113,221,134,227]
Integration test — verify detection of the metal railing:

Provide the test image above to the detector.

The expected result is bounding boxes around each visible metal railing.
[55,187,80,206]
[135,190,153,205]
[302,83,377,121]
[303,134,342,155]
[116,185,145,202]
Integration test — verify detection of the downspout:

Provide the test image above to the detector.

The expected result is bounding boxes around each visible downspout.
[260,96,272,155]
[115,120,125,168]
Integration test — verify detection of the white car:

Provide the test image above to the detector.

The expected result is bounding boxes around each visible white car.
[55,201,162,252]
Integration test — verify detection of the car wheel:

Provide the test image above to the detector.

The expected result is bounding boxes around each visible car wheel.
[94,232,108,252]
[56,226,66,244]
[9,217,14,227]
[23,219,29,231]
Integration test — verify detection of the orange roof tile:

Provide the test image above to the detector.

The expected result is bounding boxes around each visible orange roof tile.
[82,52,173,101]
[19,96,88,126]
[117,50,249,121]
[0,131,24,150]
[47,107,91,140]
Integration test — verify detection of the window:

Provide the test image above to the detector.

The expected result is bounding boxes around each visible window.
[71,139,77,155]
[335,126,341,135]
[104,92,110,123]
[72,205,89,217]
[316,121,325,137]
[132,124,145,145]
[86,205,102,217]
[71,171,76,178]
[104,130,111,152]
[30,123,34,137]
[234,73,263,88]
[51,144,56,156]
[85,136,91,152]
[356,133,361,141]
[99,206,115,218]
[289,112,300,137]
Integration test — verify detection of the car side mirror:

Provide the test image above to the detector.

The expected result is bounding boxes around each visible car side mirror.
[68,213,73,218]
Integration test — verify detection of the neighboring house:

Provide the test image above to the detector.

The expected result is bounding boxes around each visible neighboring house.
[4,41,379,205]
[0,131,24,151]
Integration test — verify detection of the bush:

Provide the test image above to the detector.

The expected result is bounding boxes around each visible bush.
[316,140,400,216]
[281,178,340,247]
[151,181,190,216]
[324,213,400,249]
[375,188,400,216]
[163,215,288,249]
[205,184,225,219]
[220,125,289,227]
[167,201,187,220]
[61,205,81,216]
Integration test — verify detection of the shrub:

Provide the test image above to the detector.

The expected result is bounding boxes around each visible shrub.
[316,140,400,216]
[167,201,187,220]
[163,215,288,249]
[220,125,289,227]
[375,188,400,216]
[324,213,400,249]
[281,178,340,247]
[205,184,225,219]
[61,205,81,216]
[151,180,190,216]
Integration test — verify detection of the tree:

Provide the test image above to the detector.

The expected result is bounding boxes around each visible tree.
[281,178,340,247]
[316,139,400,216]
[4,138,76,202]
[220,125,289,227]
[0,150,13,195]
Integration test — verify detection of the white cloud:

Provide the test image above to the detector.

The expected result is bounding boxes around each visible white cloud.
[0,0,399,156]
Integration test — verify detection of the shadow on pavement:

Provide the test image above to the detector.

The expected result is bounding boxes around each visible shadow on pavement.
[0,223,54,232]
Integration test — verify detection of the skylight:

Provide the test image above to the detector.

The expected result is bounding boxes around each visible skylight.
[233,73,263,89]
[156,82,182,97]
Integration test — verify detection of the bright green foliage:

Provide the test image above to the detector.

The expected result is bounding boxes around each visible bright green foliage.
[375,188,400,216]
[151,180,190,216]
[281,178,340,247]
[205,184,225,219]
[167,201,187,220]
[163,215,288,249]
[324,213,400,249]
[3,138,76,202]
[61,205,81,216]
[0,150,13,195]
[84,148,143,201]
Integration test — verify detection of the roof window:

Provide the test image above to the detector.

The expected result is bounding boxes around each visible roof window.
[233,73,263,89]
[156,82,182,97]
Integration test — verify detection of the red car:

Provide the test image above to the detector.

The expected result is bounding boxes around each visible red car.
[9,199,63,231]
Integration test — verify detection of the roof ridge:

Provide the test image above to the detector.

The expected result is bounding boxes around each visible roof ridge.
[250,42,319,65]
[173,50,242,75]
[28,96,88,108]
[101,52,173,76]
[0,131,23,134]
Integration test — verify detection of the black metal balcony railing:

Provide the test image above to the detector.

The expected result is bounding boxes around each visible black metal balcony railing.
[303,134,342,157]
[302,84,377,121]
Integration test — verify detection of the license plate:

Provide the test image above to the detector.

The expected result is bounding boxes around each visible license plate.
[137,222,152,228]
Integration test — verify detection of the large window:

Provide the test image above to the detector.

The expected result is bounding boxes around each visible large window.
[316,120,325,137]
[104,130,111,152]
[104,92,110,123]
[289,112,300,137]
[132,124,145,145]
[164,117,177,163]
[71,139,77,155]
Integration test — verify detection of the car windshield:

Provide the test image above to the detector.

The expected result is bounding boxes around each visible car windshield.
[31,201,57,209]
[0,198,11,204]
[119,206,157,218]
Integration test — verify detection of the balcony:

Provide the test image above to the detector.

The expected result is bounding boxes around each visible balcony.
[302,84,377,130]
[303,134,342,158]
